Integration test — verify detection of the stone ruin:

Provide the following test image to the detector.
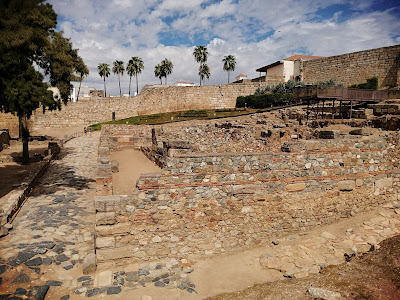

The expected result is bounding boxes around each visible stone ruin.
[94,109,400,267]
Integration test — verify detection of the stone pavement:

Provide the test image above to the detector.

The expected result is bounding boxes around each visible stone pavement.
[0,133,98,299]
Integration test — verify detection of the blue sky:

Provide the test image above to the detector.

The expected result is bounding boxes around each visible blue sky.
[48,0,400,96]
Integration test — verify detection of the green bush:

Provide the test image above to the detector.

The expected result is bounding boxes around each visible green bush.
[236,93,295,109]
[348,77,378,90]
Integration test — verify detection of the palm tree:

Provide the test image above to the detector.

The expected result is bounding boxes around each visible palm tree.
[199,63,210,85]
[127,57,144,96]
[161,58,173,85]
[98,63,110,97]
[112,60,124,96]
[193,45,208,85]
[75,59,89,101]
[222,54,236,83]
[154,63,163,84]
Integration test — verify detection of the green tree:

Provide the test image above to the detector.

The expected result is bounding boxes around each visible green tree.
[0,0,84,163]
[112,60,124,96]
[98,63,110,97]
[199,64,210,85]
[154,63,164,84]
[222,54,236,83]
[161,58,173,85]
[75,58,89,102]
[127,57,144,96]
[193,45,208,85]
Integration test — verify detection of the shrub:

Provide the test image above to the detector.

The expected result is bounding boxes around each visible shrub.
[348,77,378,90]
[236,93,295,109]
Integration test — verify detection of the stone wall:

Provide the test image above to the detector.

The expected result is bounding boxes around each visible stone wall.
[1,82,265,138]
[94,122,400,264]
[303,44,400,88]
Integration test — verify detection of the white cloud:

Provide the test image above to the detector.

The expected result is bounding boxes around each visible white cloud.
[47,0,400,95]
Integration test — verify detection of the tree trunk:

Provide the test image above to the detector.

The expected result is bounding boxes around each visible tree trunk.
[19,113,29,164]
[228,71,230,84]
[165,76,167,85]
[103,77,106,97]
[77,76,82,101]
[136,72,139,95]
[118,74,121,97]
[129,75,132,97]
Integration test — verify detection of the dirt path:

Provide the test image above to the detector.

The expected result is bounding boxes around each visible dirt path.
[110,149,161,195]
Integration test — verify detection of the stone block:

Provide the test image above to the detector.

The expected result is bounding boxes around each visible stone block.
[232,184,257,195]
[375,177,393,188]
[94,195,121,212]
[96,237,115,248]
[83,253,96,274]
[97,246,133,261]
[318,130,340,139]
[96,223,131,236]
[96,212,115,225]
[286,182,306,192]
[349,128,374,136]
[337,180,355,191]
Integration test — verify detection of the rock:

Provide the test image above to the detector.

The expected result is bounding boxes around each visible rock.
[138,269,150,276]
[318,130,339,139]
[45,280,62,286]
[97,270,112,287]
[142,296,152,300]
[14,288,27,295]
[96,237,115,248]
[0,226,8,237]
[337,180,355,191]
[39,241,56,249]
[13,274,31,283]
[83,253,96,274]
[77,276,92,282]
[152,236,162,243]
[86,288,99,297]
[307,287,341,300]
[0,265,8,275]
[154,281,165,287]
[74,287,88,294]
[4,223,12,230]
[24,257,42,266]
[126,272,139,282]
[60,295,70,300]
[107,287,121,295]
[28,285,49,300]
[286,182,306,192]
[56,254,69,262]
[42,257,52,265]
[111,160,119,173]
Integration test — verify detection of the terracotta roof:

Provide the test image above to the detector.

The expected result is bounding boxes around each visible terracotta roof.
[282,54,325,61]
[235,73,247,78]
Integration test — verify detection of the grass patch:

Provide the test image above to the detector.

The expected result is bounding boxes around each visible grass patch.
[89,107,287,131]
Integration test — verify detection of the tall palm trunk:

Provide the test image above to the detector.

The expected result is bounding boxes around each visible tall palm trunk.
[129,75,132,97]
[118,74,122,96]
[228,71,230,84]
[19,113,29,163]
[103,77,106,97]
[77,75,82,101]
[136,72,139,95]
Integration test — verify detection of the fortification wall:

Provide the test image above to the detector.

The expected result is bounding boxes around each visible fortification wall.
[303,44,400,88]
[1,82,265,138]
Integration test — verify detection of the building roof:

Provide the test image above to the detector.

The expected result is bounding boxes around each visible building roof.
[235,73,247,78]
[256,54,325,72]
[282,54,325,61]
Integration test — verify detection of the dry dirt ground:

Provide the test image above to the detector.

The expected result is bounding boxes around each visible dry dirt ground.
[206,235,400,300]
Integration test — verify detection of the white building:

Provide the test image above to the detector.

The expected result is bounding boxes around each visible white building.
[256,54,324,82]
[175,81,196,87]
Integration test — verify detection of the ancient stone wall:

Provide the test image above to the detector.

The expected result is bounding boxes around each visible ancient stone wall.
[94,122,400,264]
[1,82,265,138]
[303,44,400,88]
